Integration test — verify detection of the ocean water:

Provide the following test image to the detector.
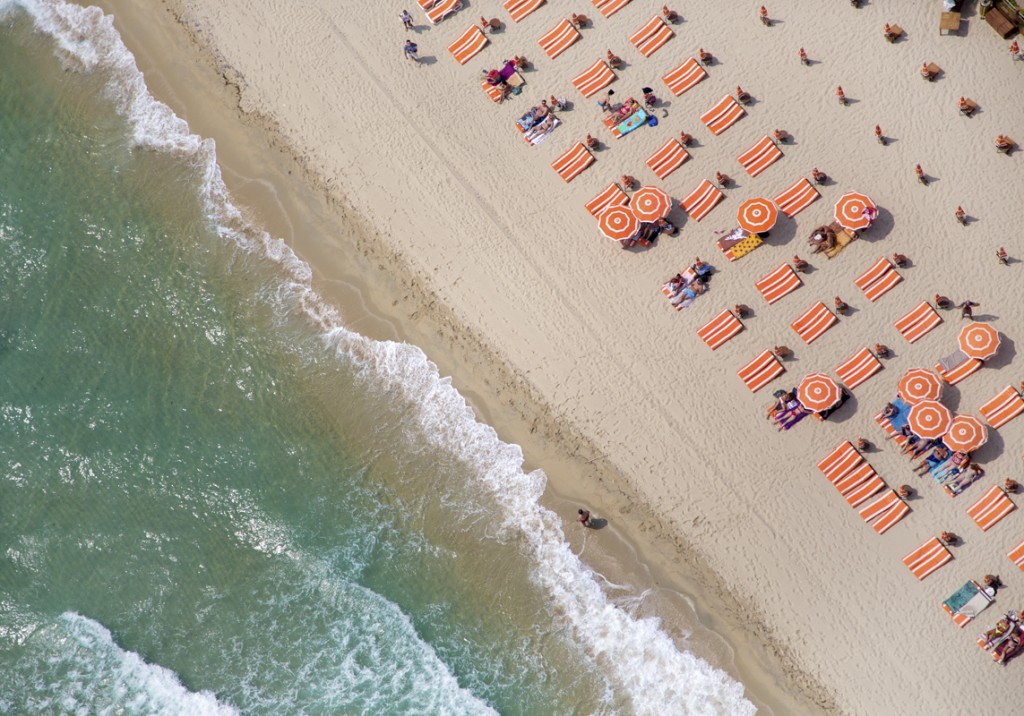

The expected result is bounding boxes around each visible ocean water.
[0,2,755,714]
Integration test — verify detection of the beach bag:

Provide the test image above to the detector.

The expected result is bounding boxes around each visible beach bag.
[646,115,658,127]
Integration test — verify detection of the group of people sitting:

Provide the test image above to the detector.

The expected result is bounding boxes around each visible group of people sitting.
[625,217,677,249]
[516,100,557,141]
[663,258,711,307]
[808,224,842,253]
[980,611,1024,665]
[766,389,809,430]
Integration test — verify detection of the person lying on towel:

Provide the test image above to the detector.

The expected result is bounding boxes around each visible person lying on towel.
[666,275,705,308]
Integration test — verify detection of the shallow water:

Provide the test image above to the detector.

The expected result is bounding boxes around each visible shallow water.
[0,3,754,714]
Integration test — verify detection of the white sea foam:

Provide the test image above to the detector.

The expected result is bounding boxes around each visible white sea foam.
[6,612,234,715]
[14,1,757,713]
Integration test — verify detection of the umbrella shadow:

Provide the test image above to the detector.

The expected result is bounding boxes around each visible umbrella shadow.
[985,335,1016,371]
[763,219,798,247]
[974,429,1006,463]
[858,207,895,243]
[826,394,858,424]
[944,385,963,413]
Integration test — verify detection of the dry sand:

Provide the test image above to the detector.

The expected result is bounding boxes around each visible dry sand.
[95,0,1024,713]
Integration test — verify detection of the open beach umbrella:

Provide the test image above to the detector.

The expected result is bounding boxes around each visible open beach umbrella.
[630,186,672,221]
[907,399,952,440]
[958,322,1000,360]
[736,197,779,234]
[897,368,943,405]
[833,191,876,231]
[797,373,842,413]
[597,205,640,241]
[943,414,988,452]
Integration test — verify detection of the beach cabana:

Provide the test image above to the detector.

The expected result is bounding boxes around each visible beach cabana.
[700,96,745,136]
[854,257,903,302]
[662,57,707,96]
[898,367,943,405]
[903,537,953,580]
[979,386,1024,429]
[834,192,877,231]
[737,135,783,177]
[646,138,689,179]
[755,263,802,304]
[736,197,778,234]
[696,309,743,350]
[908,400,952,440]
[835,347,883,391]
[629,16,674,57]
[773,177,820,218]
[790,302,837,344]
[538,18,581,59]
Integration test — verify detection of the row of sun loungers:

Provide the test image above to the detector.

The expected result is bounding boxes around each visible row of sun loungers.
[817,440,910,531]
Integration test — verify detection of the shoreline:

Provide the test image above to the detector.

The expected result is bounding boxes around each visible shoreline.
[92,0,832,712]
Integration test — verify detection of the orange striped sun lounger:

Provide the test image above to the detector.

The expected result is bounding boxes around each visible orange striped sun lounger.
[551,142,594,183]
[772,177,820,218]
[980,386,1024,429]
[861,490,910,534]
[700,96,745,136]
[790,302,837,344]
[1008,540,1024,571]
[585,182,628,217]
[903,537,953,580]
[449,26,489,65]
[845,472,886,508]
[935,357,983,386]
[504,0,544,23]
[895,301,942,343]
[967,486,1016,532]
[538,18,581,59]
[697,309,744,350]
[737,135,783,178]
[481,81,505,103]
[592,0,631,18]
[427,0,461,24]
[817,440,863,484]
[646,138,689,180]
[572,60,616,98]
[834,461,878,496]
[738,349,785,393]
[662,57,707,96]
[681,179,724,222]
[835,347,882,391]
[855,257,903,302]
[755,264,802,305]
[630,16,674,57]
[944,580,994,628]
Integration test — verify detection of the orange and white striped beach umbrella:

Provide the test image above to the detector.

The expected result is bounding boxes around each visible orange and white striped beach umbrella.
[630,186,672,221]
[834,192,876,231]
[898,368,943,405]
[958,322,1000,360]
[797,373,842,413]
[907,399,952,440]
[597,205,640,241]
[736,197,779,234]
[943,414,987,452]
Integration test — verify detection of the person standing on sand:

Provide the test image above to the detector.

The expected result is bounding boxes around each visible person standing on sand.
[577,508,592,527]
[400,10,414,30]
[404,39,419,63]
[959,300,979,320]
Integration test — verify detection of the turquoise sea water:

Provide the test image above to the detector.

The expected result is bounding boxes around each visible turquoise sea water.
[0,3,754,714]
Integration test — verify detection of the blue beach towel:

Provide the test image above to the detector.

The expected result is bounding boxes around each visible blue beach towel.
[616,108,648,136]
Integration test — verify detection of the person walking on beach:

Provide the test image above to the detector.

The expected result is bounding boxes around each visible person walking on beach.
[915,164,927,185]
[959,300,979,320]
[875,125,886,145]
[955,206,967,225]
[577,508,592,527]
[404,39,420,62]
[400,10,414,30]
[997,246,1010,265]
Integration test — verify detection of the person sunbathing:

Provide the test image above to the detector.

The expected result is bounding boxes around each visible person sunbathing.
[834,296,849,315]
[657,218,677,236]
[874,343,890,358]
[792,255,808,272]
[882,402,898,419]
[668,278,705,307]
[982,618,1014,649]
[935,294,952,309]
[715,171,731,188]
[692,257,711,277]
[523,115,555,142]
[571,13,589,28]
[935,450,970,481]
[913,445,949,475]
[995,628,1023,664]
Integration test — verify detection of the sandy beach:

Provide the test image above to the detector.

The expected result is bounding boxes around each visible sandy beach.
[93,0,1024,712]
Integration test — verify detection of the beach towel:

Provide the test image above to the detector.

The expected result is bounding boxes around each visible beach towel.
[895,301,942,343]
[481,81,505,104]
[700,96,745,136]
[737,136,783,178]
[504,0,544,23]
[738,350,785,393]
[680,180,724,222]
[773,177,820,218]
[903,537,953,580]
[538,18,580,59]
[967,486,1015,532]
[980,386,1024,429]
[790,302,837,344]
[661,267,703,310]
[755,264,802,305]
[1008,540,1024,571]
[717,231,762,262]
[592,0,631,18]
[662,57,707,96]
[606,107,647,138]
[824,229,855,259]
[551,142,594,182]
[697,309,743,350]
[572,60,616,98]
[646,138,689,180]
[944,467,984,497]
[935,355,983,386]
[585,183,628,217]
[630,16,674,57]
[944,580,993,628]
[854,257,903,302]
[835,347,882,391]
[448,26,489,64]
[524,117,561,145]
